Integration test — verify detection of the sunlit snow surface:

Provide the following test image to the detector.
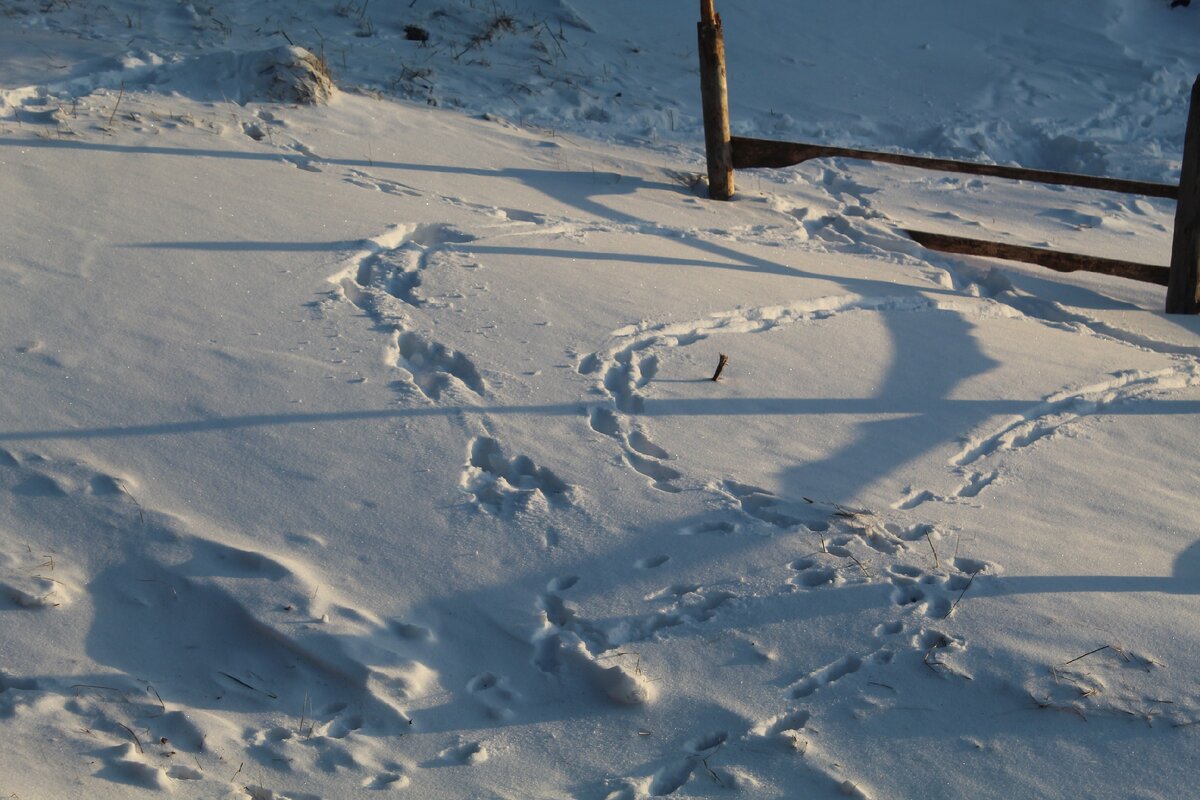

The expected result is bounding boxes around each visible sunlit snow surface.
[1,1,1199,798]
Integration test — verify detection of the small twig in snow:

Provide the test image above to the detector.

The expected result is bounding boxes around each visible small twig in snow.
[945,572,976,618]
[117,723,143,753]
[106,83,125,128]
[710,353,729,381]
[925,530,940,570]
[1062,645,1110,667]
[845,553,871,578]
[70,684,130,702]
[218,671,278,699]
[147,685,165,713]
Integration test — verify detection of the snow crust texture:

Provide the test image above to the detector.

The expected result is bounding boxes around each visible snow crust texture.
[1,1,1200,799]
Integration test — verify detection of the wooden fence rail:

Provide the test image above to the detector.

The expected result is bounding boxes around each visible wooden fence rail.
[903,230,1170,286]
[730,137,1179,200]
[698,0,1200,314]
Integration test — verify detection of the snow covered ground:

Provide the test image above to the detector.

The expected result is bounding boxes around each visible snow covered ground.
[2,1,1199,798]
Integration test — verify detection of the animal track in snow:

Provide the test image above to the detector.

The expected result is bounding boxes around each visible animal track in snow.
[12,472,68,497]
[720,480,840,535]
[874,620,905,637]
[343,168,422,198]
[578,294,953,498]
[585,403,680,492]
[0,671,40,720]
[363,766,411,789]
[790,653,871,699]
[956,470,998,498]
[531,575,740,706]
[534,579,738,662]
[788,560,840,589]
[647,731,729,796]
[627,430,670,460]
[625,451,682,493]
[430,739,488,766]
[894,488,936,510]
[601,348,657,414]
[0,451,459,792]
[952,367,1199,468]
[387,329,485,401]
[722,481,803,530]
[580,294,945,418]
[894,470,999,510]
[467,672,517,720]
[547,575,579,592]
[336,222,475,312]
[358,223,475,308]
[329,222,488,403]
[531,618,655,707]
[680,519,737,536]
[889,575,954,619]
[390,619,435,641]
[0,544,76,610]
[461,436,571,516]
[587,406,622,439]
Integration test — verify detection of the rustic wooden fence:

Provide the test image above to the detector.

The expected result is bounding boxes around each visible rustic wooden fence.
[697,0,1200,314]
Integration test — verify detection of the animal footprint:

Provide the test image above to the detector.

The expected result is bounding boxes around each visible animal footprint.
[628,431,669,460]
[956,470,997,499]
[389,330,485,400]
[547,575,579,591]
[588,406,622,439]
[647,732,727,796]
[467,672,518,720]
[363,767,410,789]
[346,222,475,309]
[461,437,571,516]
[626,451,682,493]
[763,709,811,738]
[890,578,951,618]
[788,559,839,589]
[874,620,905,637]
[432,740,488,766]
[389,619,434,641]
[791,654,863,698]
[325,712,364,739]
[680,520,736,536]
[894,488,936,510]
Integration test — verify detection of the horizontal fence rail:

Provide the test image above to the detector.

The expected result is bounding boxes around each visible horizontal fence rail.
[697,0,1200,313]
[904,230,1170,286]
[730,137,1180,200]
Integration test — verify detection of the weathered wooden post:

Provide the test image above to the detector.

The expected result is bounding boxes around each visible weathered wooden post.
[698,0,734,200]
[1167,75,1200,314]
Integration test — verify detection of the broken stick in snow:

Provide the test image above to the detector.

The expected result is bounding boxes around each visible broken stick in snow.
[711,353,730,381]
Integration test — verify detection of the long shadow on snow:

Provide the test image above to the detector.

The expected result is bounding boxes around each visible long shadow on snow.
[341,511,1200,741]
[1,395,1197,442]
[630,537,1200,648]
[81,538,417,734]
[22,139,1172,513]
[13,136,1192,676]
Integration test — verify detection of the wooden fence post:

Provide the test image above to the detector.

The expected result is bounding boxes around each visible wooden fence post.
[698,0,734,200]
[1167,75,1200,314]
